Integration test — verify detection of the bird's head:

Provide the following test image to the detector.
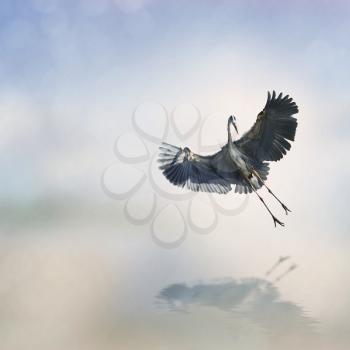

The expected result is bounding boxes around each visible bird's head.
[228,115,239,135]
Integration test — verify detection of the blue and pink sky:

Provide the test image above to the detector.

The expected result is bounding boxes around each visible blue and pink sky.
[0,1,350,349]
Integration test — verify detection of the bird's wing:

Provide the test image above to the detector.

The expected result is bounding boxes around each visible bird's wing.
[158,142,232,194]
[235,91,298,162]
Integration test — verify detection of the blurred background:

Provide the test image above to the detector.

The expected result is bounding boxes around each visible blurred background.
[0,0,350,349]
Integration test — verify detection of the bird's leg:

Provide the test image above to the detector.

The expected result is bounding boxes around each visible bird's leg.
[247,178,284,227]
[252,170,291,215]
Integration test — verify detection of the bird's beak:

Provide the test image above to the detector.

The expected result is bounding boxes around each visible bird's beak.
[233,123,239,134]
[228,116,239,135]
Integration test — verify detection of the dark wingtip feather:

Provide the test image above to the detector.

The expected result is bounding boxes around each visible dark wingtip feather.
[250,91,299,161]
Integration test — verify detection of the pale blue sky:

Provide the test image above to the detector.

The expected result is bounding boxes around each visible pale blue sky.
[1,0,349,215]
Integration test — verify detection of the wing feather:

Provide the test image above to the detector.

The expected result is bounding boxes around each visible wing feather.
[158,142,232,194]
[235,91,298,162]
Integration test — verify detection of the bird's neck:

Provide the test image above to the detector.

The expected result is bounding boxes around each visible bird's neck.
[227,123,236,144]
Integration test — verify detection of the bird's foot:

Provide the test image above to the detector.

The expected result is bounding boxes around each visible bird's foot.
[273,216,285,227]
[281,203,291,215]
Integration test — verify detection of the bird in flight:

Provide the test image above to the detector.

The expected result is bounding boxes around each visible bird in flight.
[158,91,298,227]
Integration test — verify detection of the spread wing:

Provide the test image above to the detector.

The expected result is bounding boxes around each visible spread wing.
[235,91,299,162]
[158,143,232,194]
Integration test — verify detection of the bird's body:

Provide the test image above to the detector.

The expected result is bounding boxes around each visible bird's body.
[158,91,299,226]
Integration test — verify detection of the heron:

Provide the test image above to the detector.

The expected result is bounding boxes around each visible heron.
[158,91,298,227]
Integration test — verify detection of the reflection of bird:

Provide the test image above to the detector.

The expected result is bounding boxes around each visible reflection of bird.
[265,256,290,276]
[158,91,298,226]
[157,276,316,342]
[275,263,298,283]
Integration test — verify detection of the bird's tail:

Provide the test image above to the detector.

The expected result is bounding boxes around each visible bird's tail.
[234,162,269,194]
[257,162,270,182]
